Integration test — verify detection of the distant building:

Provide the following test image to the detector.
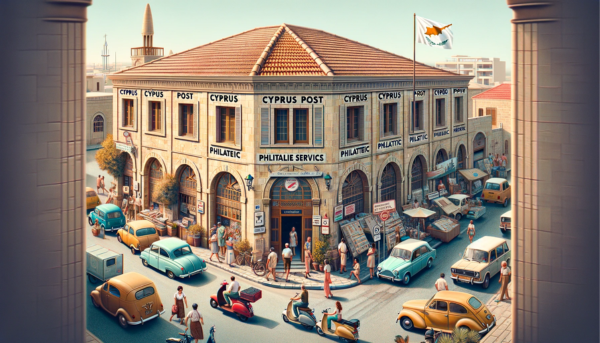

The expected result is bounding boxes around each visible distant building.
[86,92,113,147]
[436,55,506,85]
[131,4,164,66]
[86,74,105,92]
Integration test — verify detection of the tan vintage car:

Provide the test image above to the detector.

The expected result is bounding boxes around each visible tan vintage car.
[482,178,511,207]
[450,236,511,289]
[90,272,165,328]
[397,291,495,334]
[117,220,160,255]
[500,210,511,233]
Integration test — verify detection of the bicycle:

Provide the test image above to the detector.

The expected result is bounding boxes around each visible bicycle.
[235,250,267,277]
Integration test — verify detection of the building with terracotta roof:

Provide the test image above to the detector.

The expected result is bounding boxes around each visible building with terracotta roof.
[436,55,506,85]
[108,20,497,257]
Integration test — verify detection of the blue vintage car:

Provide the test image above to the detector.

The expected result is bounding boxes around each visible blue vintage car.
[88,204,125,232]
[140,238,207,279]
[376,239,436,285]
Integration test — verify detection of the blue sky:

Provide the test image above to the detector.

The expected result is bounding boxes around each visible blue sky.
[87,0,513,71]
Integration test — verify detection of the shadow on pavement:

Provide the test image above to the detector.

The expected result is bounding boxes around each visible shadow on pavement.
[451,274,503,294]
[178,272,218,287]
[244,314,280,329]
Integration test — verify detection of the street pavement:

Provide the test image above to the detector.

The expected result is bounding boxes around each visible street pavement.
[85,149,512,342]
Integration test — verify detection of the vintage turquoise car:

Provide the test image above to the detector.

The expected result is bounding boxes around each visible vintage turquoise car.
[376,239,436,285]
[140,238,207,279]
[88,204,125,232]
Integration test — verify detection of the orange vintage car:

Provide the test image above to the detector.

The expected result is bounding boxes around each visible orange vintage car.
[117,220,160,255]
[90,272,165,329]
[397,291,495,334]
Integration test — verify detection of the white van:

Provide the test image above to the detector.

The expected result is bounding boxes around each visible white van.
[500,210,511,233]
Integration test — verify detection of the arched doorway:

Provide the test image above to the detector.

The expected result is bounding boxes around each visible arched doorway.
[270,178,312,260]
[411,155,427,203]
[91,114,104,145]
[473,133,486,168]
[215,173,242,235]
[342,171,367,219]
[434,149,449,192]
[147,158,163,210]
[122,153,134,198]
[178,166,197,221]
[456,144,467,190]
[381,163,400,204]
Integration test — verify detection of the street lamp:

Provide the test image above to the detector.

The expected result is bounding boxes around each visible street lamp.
[323,173,332,191]
[245,174,254,191]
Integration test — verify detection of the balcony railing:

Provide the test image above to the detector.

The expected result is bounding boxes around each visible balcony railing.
[131,47,164,57]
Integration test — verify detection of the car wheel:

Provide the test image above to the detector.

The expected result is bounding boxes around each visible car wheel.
[210,299,218,308]
[91,296,100,308]
[427,258,433,269]
[142,259,149,267]
[482,274,490,289]
[117,234,122,243]
[88,274,99,284]
[400,316,414,330]
[503,198,509,207]
[282,314,290,323]
[455,213,462,221]
[88,217,93,226]
[130,247,137,255]
[167,270,175,279]
[117,314,129,329]
[402,273,411,285]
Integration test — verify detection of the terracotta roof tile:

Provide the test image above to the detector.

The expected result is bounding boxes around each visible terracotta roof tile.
[472,83,511,100]
[260,30,325,76]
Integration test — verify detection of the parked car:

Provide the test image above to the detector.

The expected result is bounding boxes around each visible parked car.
[482,178,511,207]
[90,272,165,329]
[86,245,123,283]
[432,197,463,220]
[88,204,125,232]
[447,194,470,216]
[450,236,511,289]
[397,291,495,334]
[86,187,101,213]
[117,220,160,255]
[140,237,207,279]
[500,210,511,233]
[376,239,436,285]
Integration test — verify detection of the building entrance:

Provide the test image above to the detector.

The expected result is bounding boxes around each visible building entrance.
[281,216,302,260]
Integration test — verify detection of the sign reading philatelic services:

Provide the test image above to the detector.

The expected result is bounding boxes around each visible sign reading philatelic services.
[143,90,165,98]
[373,200,396,214]
[340,144,370,160]
[433,129,450,138]
[453,125,466,133]
[209,93,239,103]
[257,153,326,164]
[377,138,402,151]
[209,145,241,159]
[344,93,368,103]
[434,89,449,96]
[409,133,428,143]
[378,92,402,100]
[262,95,323,104]
[119,89,138,96]
[453,88,467,94]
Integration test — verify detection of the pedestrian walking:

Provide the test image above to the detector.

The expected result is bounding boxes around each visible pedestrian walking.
[209,225,221,263]
[170,286,187,325]
[289,227,298,256]
[100,176,108,194]
[106,188,115,205]
[96,175,102,194]
[184,303,204,342]
[348,258,361,284]
[338,238,348,273]
[217,222,226,256]
[437,180,446,193]
[304,237,312,278]
[502,153,508,166]
[496,261,511,302]
[282,243,293,282]
[128,196,135,221]
[467,220,476,243]
[265,247,278,282]
[121,194,128,212]
[367,243,376,279]
[225,237,235,267]
[323,259,333,298]
[435,273,448,292]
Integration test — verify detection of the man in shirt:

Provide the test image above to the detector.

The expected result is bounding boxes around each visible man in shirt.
[501,153,508,167]
[282,243,293,282]
[291,284,309,318]
[437,180,446,193]
[223,276,240,307]
[435,273,448,292]
[338,238,348,273]
[497,261,511,302]
[217,222,226,256]
[266,247,278,282]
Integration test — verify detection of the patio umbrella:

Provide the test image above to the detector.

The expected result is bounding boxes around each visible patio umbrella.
[403,207,436,239]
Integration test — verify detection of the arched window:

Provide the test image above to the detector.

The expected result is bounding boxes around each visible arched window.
[178,166,197,219]
[411,156,425,192]
[473,133,486,168]
[216,173,241,226]
[271,178,311,202]
[342,171,366,217]
[93,115,104,132]
[148,159,163,205]
[435,149,448,166]
[381,164,398,203]
[457,145,466,170]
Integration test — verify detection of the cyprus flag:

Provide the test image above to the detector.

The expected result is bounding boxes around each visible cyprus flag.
[416,16,453,49]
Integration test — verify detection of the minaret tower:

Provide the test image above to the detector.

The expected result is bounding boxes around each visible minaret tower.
[101,35,110,71]
[131,3,164,66]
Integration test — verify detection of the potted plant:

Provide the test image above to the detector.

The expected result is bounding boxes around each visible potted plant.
[312,239,328,271]
[168,222,179,237]
[91,226,100,237]
[187,224,203,247]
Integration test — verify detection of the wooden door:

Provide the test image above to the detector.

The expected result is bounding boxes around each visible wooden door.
[270,209,281,260]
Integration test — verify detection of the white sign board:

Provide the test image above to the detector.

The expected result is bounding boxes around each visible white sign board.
[197,200,205,214]
[373,225,381,242]
[254,212,265,226]
[344,204,356,216]
[312,215,322,226]
[373,200,396,214]
[254,226,266,234]
[322,218,330,227]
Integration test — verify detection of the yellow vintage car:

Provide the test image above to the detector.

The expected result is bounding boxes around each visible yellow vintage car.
[86,187,101,213]
[397,291,495,334]
[117,220,160,255]
[482,178,511,207]
[90,272,165,329]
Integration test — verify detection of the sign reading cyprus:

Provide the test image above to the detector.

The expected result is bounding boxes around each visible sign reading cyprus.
[416,16,453,49]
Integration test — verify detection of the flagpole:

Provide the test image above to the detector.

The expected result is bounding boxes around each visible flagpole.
[412,13,416,154]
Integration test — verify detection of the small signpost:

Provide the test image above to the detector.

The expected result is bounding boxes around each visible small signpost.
[321,214,330,235]
[373,225,381,242]
[373,200,396,263]
[197,200,205,214]
[312,215,322,226]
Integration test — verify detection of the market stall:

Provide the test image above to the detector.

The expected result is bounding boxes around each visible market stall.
[339,219,370,257]
[402,207,436,241]
[426,216,460,243]
[457,168,489,198]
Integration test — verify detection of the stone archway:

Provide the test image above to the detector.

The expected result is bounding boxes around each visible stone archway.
[90,112,106,145]
[337,162,372,204]
[341,169,369,220]
[376,155,403,204]
[409,154,428,203]
[173,158,202,192]
[472,132,487,168]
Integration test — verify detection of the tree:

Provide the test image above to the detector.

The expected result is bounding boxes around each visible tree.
[312,239,329,265]
[95,134,125,178]
[152,173,179,206]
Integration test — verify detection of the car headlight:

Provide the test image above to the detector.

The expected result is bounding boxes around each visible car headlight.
[451,268,456,273]
[486,314,491,320]
[377,267,382,271]
[475,272,480,278]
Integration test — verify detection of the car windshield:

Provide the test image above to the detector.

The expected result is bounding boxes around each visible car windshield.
[137,227,157,237]
[391,248,412,260]
[173,246,193,258]
[468,297,482,310]
[449,198,461,206]
[501,217,511,223]
[463,248,489,263]
[107,212,122,219]
[485,182,501,190]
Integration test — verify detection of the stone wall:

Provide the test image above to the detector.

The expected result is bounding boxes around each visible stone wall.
[86,94,113,146]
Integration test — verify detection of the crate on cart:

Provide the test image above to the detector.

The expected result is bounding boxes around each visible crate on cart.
[240,287,262,303]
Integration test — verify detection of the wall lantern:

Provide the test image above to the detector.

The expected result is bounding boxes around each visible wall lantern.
[245,174,254,191]
[323,173,332,191]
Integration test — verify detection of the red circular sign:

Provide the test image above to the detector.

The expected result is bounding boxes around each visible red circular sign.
[379,211,390,221]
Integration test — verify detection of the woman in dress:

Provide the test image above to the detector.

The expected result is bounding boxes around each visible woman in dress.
[367,243,376,279]
[348,258,361,284]
[170,286,187,325]
[289,227,298,256]
[323,259,333,298]
[225,237,235,267]
[467,220,476,243]
[185,303,204,342]
[209,225,220,262]
[304,237,312,278]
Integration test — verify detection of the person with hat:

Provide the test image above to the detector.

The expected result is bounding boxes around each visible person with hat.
[217,221,226,256]
[266,247,278,282]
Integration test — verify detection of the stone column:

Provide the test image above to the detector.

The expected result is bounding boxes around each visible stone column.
[0,1,90,341]
[507,1,599,342]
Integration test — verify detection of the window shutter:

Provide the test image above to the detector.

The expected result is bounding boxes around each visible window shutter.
[379,103,385,138]
[339,105,346,147]
[260,107,270,145]
[216,106,221,142]
[358,106,365,141]
[314,106,323,146]
[235,105,242,147]
[394,102,399,134]
[193,101,199,140]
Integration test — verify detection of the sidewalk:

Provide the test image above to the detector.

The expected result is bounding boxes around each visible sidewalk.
[480,282,513,343]
[86,330,102,343]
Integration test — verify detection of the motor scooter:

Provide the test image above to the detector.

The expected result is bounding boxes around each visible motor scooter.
[281,294,317,329]
[315,308,360,342]
[209,280,254,322]
[166,325,216,343]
